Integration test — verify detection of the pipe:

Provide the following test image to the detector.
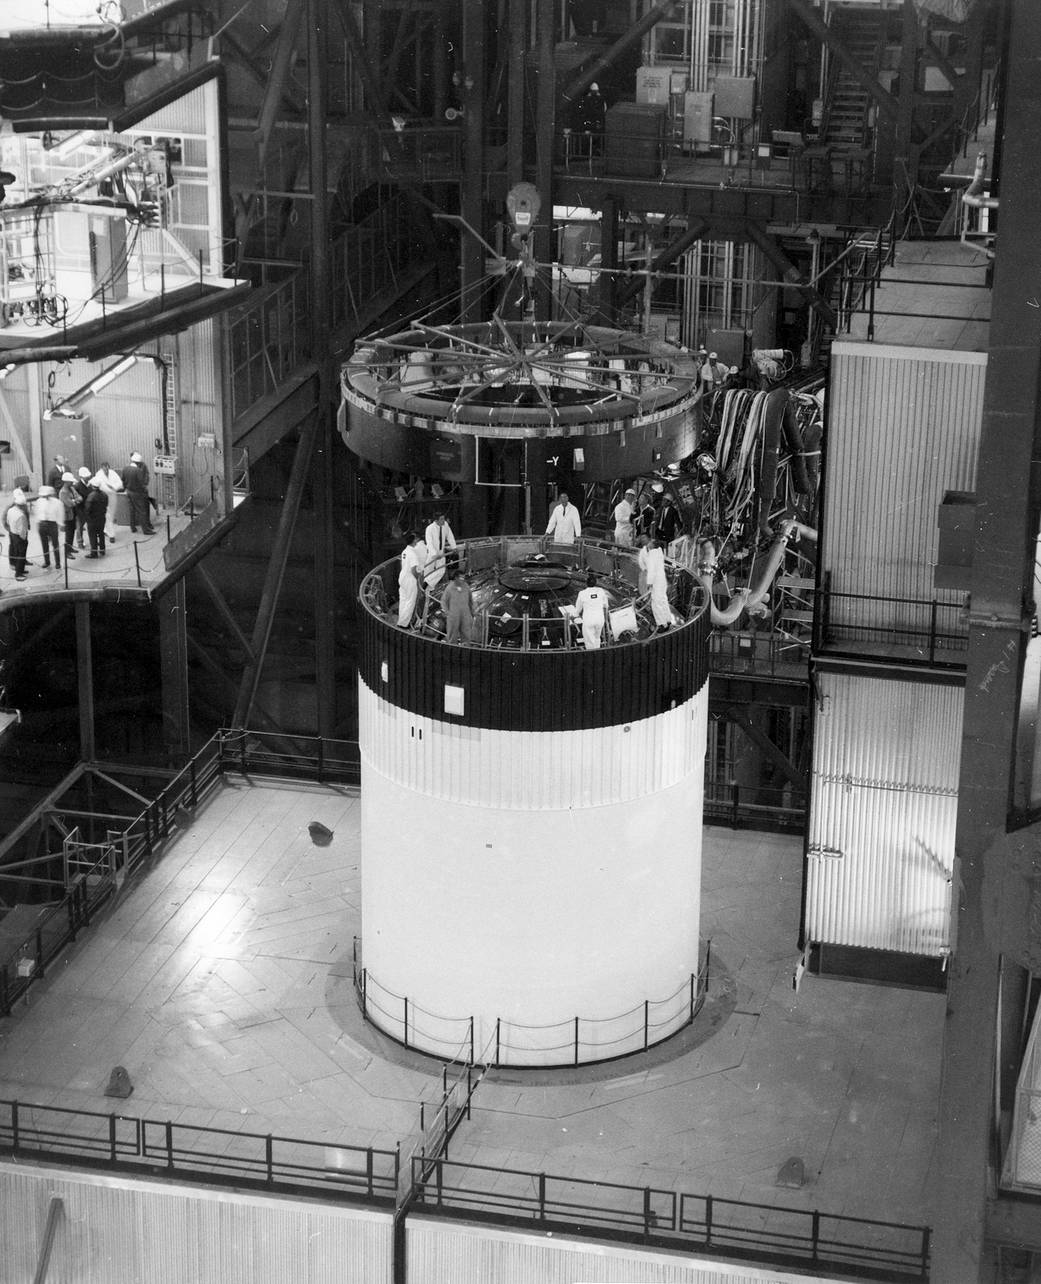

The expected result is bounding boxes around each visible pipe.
[962,151,1000,209]
[699,519,815,627]
[562,1,679,105]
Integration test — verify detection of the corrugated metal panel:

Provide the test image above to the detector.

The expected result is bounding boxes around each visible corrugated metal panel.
[805,670,962,955]
[0,1163,393,1284]
[135,82,211,136]
[360,681,707,808]
[407,1218,844,1283]
[824,341,986,626]
[0,367,36,487]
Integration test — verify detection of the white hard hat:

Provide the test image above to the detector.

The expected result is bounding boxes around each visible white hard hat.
[78,466,91,478]
[130,452,143,463]
[590,83,599,92]
[61,472,76,482]
[38,484,55,496]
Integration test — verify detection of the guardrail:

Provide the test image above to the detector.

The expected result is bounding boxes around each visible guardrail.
[411,1156,930,1283]
[0,1099,398,1205]
[360,534,706,651]
[353,941,710,1068]
[816,584,969,668]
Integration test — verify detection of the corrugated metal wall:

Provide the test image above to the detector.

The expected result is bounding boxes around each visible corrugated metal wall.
[0,366,36,487]
[1,1162,393,1284]
[805,670,963,956]
[407,1217,844,1283]
[361,685,707,807]
[37,327,221,508]
[134,81,210,136]
[824,341,986,621]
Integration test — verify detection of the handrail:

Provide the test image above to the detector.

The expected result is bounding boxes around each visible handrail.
[410,1155,931,1282]
[360,534,707,651]
[0,1098,397,1206]
[815,587,969,668]
[0,731,361,1016]
[353,946,711,1068]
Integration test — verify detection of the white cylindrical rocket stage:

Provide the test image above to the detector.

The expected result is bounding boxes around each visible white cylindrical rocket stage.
[357,539,710,1066]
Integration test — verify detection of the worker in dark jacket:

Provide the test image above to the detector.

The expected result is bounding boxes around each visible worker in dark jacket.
[84,480,109,557]
[121,451,155,535]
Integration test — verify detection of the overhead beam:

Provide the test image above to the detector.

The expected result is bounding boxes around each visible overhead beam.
[744,221,837,329]
[232,414,320,728]
[614,218,708,309]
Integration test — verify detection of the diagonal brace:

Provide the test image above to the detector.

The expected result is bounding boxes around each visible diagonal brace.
[233,413,320,728]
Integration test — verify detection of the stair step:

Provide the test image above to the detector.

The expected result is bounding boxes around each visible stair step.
[778,575,815,590]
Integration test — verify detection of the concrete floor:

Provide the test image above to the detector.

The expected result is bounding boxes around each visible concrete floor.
[0,776,944,1232]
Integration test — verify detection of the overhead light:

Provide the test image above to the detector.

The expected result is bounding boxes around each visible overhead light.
[91,353,138,393]
[0,363,15,379]
[51,353,139,410]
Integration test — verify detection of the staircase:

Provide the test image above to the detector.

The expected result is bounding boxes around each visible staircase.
[820,8,887,150]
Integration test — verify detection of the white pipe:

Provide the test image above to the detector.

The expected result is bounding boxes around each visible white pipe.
[962,151,1000,210]
[700,518,816,627]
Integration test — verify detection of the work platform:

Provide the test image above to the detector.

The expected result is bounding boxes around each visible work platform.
[0,776,943,1232]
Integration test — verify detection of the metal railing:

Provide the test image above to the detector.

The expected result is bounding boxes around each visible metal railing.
[353,944,710,1068]
[0,1099,397,1205]
[816,584,969,668]
[226,270,314,424]
[361,535,706,650]
[377,126,463,184]
[0,731,360,1015]
[703,782,805,832]
[411,1155,929,1282]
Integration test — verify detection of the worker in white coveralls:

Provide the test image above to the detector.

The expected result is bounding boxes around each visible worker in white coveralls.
[423,511,457,588]
[612,487,636,546]
[397,531,425,627]
[574,570,609,650]
[644,535,673,632]
[546,491,582,544]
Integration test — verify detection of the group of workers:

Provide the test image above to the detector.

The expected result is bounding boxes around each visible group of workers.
[2,450,154,582]
[394,482,680,645]
[397,512,470,638]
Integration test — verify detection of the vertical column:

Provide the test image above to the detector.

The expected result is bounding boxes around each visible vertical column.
[533,0,556,323]
[309,0,336,738]
[157,582,190,763]
[460,0,486,324]
[934,1,1041,1277]
[597,197,619,325]
[506,0,527,189]
[75,600,95,762]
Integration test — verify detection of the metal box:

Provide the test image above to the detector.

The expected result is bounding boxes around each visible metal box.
[682,91,714,148]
